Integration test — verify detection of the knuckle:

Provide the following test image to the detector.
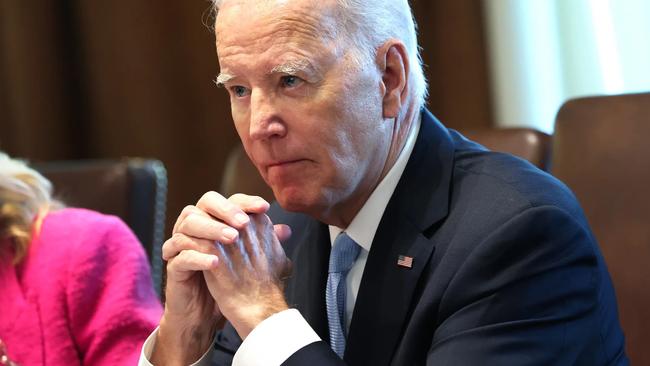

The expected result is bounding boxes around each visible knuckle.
[229,192,245,201]
[162,238,175,252]
[176,249,191,259]
[173,207,194,234]
[166,259,175,271]
[165,234,185,256]
[260,214,272,225]
[181,205,196,215]
[162,236,175,247]
[250,213,271,227]
[176,219,189,234]
[200,190,222,203]
[171,232,186,242]
[199,191,212,202]
[174,250,195,266]
[166,254,181,270]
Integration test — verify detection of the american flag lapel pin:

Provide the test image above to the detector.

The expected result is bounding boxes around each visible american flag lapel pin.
[397,255,413,269]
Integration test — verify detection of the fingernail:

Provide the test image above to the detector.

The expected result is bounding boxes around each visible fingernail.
[222,227,238,240]
[211,256,219,268]
[235,213,249,225]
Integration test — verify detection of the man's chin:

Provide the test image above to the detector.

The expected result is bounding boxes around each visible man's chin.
[275,195,313,213]
[273,187,322,215]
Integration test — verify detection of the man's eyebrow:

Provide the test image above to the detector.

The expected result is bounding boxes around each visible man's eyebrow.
[214,72,236,86]
[269,59,314,75]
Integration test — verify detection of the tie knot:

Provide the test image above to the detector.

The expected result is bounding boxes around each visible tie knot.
[329,233,361,274]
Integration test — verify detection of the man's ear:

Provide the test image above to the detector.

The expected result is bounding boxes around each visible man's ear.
[377,40,409,119]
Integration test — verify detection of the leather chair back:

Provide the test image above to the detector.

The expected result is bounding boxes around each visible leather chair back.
[462,128,552,171]
[552,92,650,365]
[34,158,167,296]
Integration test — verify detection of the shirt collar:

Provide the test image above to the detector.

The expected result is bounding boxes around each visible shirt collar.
[329,115,421,250]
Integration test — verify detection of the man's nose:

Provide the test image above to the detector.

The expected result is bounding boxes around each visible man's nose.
[249,90,287,140]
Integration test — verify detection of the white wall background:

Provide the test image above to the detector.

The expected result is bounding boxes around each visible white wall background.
[484,0,650,133]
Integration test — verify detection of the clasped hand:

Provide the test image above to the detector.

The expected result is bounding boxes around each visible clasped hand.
[161,192,292,349]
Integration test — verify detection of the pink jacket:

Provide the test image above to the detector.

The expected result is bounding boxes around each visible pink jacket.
[0,208,163,365]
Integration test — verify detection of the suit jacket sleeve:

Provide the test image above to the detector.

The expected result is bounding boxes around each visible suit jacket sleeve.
[211,322,238,365]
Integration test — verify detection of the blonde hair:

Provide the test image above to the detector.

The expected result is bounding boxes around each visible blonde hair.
[0,152,61,263]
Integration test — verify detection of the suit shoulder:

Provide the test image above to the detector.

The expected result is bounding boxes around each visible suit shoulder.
[451,141,582,219]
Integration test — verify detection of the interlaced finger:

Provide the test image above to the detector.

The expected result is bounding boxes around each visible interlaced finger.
[162,233,218,261]
[166,249,219,281]
[176,212,240,244]
[196,191,251,229]
[228,193,270,213]
[172,205,211,234]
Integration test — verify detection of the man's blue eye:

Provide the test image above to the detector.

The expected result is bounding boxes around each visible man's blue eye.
[232,86,248,97]
[281,75,301,88]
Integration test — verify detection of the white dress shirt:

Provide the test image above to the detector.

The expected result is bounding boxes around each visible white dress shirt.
[139,116,421,366]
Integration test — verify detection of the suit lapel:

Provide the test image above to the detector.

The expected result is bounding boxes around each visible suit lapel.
[345,110,455,365]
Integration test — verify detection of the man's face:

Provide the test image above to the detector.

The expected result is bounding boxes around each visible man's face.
[215,0,393,222]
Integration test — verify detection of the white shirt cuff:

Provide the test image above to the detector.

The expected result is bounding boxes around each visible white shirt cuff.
[138,327,214,366]
[233,309,321,366]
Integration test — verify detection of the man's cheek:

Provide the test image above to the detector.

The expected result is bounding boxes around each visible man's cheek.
[232,117,250,139]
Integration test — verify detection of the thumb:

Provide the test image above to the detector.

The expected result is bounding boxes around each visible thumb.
[273,224,292,242]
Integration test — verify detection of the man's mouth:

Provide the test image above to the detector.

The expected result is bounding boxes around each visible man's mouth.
[267,159,305,168]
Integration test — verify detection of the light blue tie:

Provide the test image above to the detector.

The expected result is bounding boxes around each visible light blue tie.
[326,233,361,358]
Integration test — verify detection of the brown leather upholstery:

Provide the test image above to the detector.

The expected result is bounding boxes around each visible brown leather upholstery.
[220,127,552,203]
[34,158,167,296]
[461,128,552,171]
[552,92,650,365]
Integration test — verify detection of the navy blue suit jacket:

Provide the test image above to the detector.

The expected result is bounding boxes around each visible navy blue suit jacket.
[212,110,628,365]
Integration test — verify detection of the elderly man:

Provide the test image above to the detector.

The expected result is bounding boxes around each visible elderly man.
[140,0,628,365]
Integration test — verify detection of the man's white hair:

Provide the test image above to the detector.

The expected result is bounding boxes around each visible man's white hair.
[210,0,428,108]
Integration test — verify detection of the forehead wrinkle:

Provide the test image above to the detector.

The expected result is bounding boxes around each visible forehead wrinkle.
[274,11,339,44]
[216,2,343,80]
[216,0,343,55]
[216,7,333,47]
[216,24,313,62]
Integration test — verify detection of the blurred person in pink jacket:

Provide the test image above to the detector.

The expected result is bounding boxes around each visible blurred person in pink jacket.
[0,152,162,365]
